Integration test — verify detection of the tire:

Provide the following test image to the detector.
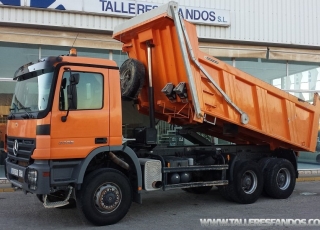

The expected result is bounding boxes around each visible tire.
[258,157,274,173]
[263,158,295,199]
[182,186,213,194]
[76,168,132,226]
[120,58,145,100]
[225,160,263,204]
[258,157,274,196]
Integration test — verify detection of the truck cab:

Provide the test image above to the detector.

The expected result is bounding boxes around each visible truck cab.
[5,51,135,205]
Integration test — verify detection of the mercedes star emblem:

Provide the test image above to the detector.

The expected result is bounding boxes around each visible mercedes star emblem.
[13,140,19,156]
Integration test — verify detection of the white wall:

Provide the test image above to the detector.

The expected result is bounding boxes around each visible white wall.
[0,0,319,47]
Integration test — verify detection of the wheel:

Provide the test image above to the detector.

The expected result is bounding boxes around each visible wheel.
[258,157,274,196]
[76,168,132,226]
[225,160,263,204]
[182,186,213,194]
[258,157,274,172]
[120,58,145,100]
[263,158,295,199]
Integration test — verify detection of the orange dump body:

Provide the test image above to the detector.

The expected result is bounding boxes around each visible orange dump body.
[113,3,320,152]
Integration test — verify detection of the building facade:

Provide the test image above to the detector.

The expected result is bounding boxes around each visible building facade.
[0,0,320,176]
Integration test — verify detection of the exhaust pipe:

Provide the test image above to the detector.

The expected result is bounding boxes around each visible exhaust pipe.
[108,152,130,170]
[152,181,163,189]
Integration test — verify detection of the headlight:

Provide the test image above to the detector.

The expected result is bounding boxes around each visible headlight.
[26,168,38,190]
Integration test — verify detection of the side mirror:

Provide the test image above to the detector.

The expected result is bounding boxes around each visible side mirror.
[68,73,80,109]
[61,78,67,89]
[61,71,80,122]
[70,73,80,85]
[67,85,77,110]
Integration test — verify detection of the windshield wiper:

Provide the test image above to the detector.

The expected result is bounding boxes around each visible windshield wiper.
[9,102,18,112]
[10,102,31,112]
[7,114,15,120]
[21,111,34,119]
[18,106,31,112]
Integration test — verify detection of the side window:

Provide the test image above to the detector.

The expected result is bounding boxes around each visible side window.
[59,71,103,110]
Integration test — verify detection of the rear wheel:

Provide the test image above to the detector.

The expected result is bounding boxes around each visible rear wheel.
[258,157,274,196]
[258,157,273,172]
[76,168,132,226]
[263,159,295,199]
[224,160,263,204]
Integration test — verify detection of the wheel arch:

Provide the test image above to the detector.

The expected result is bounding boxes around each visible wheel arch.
[227,148,298,181]
[272,148,298,178]
[75,145,142,194]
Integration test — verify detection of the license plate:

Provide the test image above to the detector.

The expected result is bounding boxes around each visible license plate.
[10,167,23,177]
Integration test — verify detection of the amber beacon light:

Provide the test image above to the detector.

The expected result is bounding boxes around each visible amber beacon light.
[69,48,77,56]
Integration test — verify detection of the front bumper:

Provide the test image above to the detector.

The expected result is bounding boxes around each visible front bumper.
[5,158,51,194]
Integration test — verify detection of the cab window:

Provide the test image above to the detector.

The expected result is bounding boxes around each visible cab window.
[59,71,103,110]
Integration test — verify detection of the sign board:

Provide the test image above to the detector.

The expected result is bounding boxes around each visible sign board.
[0,0,230,26]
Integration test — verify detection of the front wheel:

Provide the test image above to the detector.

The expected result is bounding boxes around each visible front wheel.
[76,169,132,226]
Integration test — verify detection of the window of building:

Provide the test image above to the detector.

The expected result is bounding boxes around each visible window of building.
[113,51,128,67]
[286,61,320,102]
[234,58,287,85]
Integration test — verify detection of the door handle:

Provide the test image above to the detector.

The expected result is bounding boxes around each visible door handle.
[95,138,107,144]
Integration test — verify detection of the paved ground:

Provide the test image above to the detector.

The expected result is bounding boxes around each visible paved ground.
[0,181,319,230]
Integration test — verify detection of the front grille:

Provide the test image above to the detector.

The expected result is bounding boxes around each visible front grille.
[7,137,36,164]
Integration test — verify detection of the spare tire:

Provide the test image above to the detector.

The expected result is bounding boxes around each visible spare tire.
[120,58,145,100]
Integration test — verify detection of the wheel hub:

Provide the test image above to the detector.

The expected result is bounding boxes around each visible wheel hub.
[94,183,122,213]
[102,191,117,206]
[241,170,257,194]
[276,168,290,190]
[244,177,252,187]
[279,173,285,182]
[120,70,132,89]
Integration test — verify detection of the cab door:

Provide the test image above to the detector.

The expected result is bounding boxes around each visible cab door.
[50,66,109,159]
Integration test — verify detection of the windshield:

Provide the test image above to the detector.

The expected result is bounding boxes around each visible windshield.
[10,70,54,113]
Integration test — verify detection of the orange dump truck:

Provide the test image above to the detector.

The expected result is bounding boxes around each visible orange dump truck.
[4,1,320,226]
